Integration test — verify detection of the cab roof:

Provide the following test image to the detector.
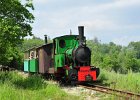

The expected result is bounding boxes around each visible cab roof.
[53,35,78,40]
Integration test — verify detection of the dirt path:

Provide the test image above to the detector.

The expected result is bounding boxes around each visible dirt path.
[62,86,102,100]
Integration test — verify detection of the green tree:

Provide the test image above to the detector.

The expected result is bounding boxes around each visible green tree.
[123,47,140,72]
[128,41,140,59]
[21,37,44,52]
[0,0,34,66]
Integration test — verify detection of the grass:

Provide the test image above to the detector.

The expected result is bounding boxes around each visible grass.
[96,70,140,100]
[1,70,139,100]
[98,69,140,93]
[0,71,80,100]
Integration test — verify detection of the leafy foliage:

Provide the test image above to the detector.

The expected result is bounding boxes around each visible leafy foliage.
[87,39,140,73]
[0,0,34,66]
[21,36,44,52]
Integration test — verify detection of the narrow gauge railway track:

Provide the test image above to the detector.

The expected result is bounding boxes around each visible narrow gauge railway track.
[79,84,140,99]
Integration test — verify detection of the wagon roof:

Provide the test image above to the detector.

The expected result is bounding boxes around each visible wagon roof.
[24,43,53,52]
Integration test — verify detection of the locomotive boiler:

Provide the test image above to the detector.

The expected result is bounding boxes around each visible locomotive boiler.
[24,26,100,84]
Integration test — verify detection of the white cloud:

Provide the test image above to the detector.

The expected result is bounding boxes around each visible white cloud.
[78,19,116,31]
[113,36,140,46]
[81,0,140,13]
[33,0,48,4]
[33,0,140,30]
[32,0,140,45]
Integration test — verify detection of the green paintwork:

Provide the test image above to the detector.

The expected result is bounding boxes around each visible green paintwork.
[54,35,79,54]
[54,35,79,69]
[66,48,73,60]
[24,60,29,72]
[55,54,65,68]
[29,59,38,72]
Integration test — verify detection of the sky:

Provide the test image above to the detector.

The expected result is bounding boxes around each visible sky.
[31,0,140,46]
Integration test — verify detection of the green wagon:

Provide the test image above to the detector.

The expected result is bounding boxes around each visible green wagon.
[24,59,29,72]
[29,59,38,72]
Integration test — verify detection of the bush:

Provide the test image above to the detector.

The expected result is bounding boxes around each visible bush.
[0,71,80,100]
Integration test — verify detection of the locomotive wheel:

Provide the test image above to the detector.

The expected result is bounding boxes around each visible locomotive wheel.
[71,81,77,86]
[68,69,78,85]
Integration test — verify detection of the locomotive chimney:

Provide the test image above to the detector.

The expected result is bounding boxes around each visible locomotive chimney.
[44,35,47,44]
[78,26,84,45]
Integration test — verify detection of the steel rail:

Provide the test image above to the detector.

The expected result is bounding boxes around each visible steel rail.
[78,84,140,99]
